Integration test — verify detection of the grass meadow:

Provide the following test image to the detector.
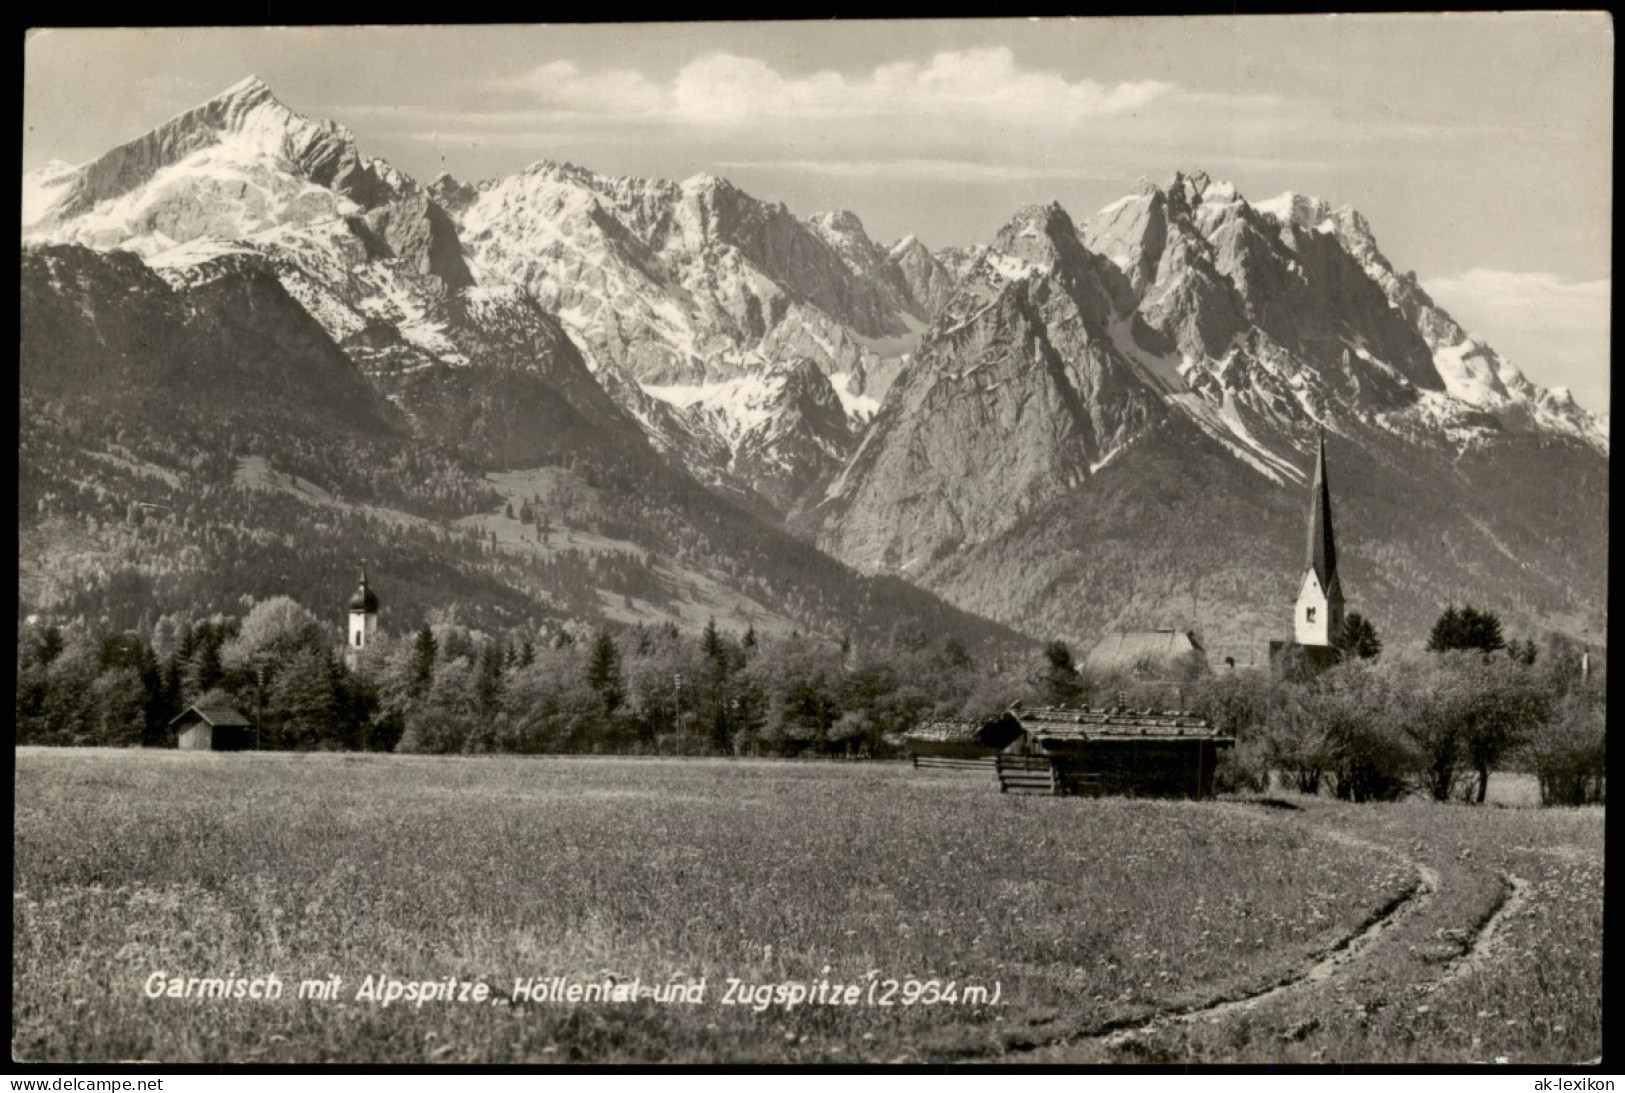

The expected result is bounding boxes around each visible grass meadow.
[12,748,1603,1065]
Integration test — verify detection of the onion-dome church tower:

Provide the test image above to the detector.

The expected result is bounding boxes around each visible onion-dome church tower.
[1293,430,1345,646]
[347,568,379,658]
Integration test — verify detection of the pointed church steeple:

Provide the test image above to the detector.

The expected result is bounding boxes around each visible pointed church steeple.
[1293,428,1345,647]
[1306,427,1337,592]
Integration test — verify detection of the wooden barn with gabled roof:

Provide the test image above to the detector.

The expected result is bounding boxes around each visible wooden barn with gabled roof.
[170,705,252,751]
[995,706,1232,797]
[903,711,1024,771]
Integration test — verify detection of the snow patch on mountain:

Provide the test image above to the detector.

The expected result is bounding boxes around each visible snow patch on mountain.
[1431,338,1513,407]
[984,250,1046,283]
[1088,442,1131,474]
[1169,389,1299,485]
[1252,191,1338,234]
[1092,192,1140,220]
[1107,314,1189,395]
[640,374,786,443]
[827,372,882,422]
[144,236,259,268]
[22,160,78,227]
[33,144,360,257]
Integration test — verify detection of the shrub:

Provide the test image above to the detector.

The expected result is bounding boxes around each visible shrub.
[1386,651,1551,803]
[395,704,469,754]
[1213,738,1269,794]
[1264,661,1411,802]
[1523,692,1605,806]
[1186,669,1274,736]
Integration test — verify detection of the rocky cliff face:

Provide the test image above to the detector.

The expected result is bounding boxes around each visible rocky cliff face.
[813,203,1163,574]
[444,162,956,512]
[356,191,475,293]
[23,78,974,518]
[22,79,660,478]
[1255,191,1603,442]
[886,235,959,320]
[451,162,914,382]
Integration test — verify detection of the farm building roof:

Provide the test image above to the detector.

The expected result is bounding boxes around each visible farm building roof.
[169,705,251,728]
[903,712,1025,747]
[904,720,986,743]
[1084,630,1206,675]
[1013,706,1228,741]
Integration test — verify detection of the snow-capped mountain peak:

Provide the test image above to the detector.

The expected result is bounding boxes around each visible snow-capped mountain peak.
[680,171,744,200]
[1252,190,1331,230]
[982,201,1084,278]
[887,234,922,260]
[219,74,273,97]
[23,76,413,254]
[802,173,1606,662]
[442,154,944,511]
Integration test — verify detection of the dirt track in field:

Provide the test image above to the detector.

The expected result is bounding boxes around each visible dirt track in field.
[992,802,1552,1065]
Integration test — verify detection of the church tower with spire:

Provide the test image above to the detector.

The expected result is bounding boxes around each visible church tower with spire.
[347,568,379,660]
[1292,430,1345,646]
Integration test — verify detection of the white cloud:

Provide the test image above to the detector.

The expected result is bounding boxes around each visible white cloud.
[499,47,1177,129]
[497,60,664,116]
[1422,268,1610,411]
[1424,268,1608,312]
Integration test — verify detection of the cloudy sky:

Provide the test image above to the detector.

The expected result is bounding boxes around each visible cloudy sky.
[23,17,1612,412]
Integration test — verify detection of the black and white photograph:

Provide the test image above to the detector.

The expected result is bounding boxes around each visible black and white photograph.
[16,17,1608,1069]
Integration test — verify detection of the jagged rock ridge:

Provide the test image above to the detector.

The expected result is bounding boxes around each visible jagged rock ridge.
[19,80,1606,660]
[19,78,1023,655]
[442,161,959,510]
[802,170,1606,660]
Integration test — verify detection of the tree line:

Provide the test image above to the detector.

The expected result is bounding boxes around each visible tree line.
[1199,608,1601,807]
[16,596,1603,808]
[1027,606,1602,808]
[15,597,1021,761]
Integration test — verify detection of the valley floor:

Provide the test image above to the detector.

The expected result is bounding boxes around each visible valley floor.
[12,749,1602,1065]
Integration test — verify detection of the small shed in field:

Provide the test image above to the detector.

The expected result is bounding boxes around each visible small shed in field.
[999,706,1232,797]
[903,712,1024,770]
[170,706,251,751]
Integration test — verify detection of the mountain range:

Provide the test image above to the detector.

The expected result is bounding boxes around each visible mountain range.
[20,78,1608,662]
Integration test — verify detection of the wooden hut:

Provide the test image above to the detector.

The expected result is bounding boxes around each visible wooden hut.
[903,712,1024,771]
[999,706,1232,797]
[170,706,252,751]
